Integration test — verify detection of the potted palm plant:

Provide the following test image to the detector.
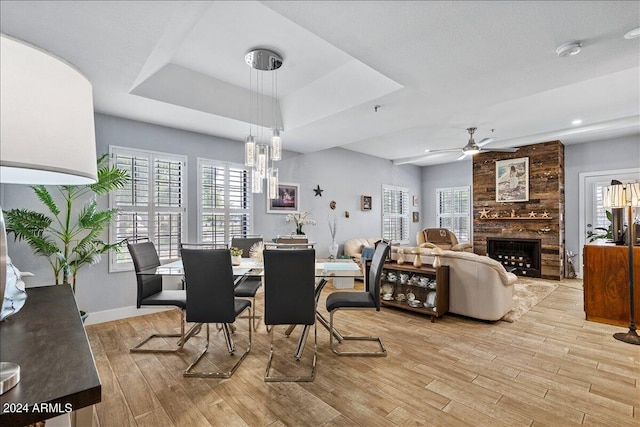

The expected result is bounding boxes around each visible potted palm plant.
[3,154,129,317]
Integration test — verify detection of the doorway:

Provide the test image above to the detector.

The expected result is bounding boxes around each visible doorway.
[578,168,640,277]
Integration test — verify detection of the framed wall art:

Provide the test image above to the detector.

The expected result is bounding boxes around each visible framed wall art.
[496,157,529,202]
[412,211,419,222]
[361,195,372,211]
[267,182,300,213]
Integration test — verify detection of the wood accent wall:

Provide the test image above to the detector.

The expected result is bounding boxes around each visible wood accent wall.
[473,141,565,280]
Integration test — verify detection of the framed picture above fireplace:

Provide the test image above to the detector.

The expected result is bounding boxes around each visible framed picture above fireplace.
[496,157,529,202]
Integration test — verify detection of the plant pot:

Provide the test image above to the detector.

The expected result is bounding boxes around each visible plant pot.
[231,255,242,266]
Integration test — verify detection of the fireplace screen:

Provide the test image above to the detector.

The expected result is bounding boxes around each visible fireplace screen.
[487,237,541,278]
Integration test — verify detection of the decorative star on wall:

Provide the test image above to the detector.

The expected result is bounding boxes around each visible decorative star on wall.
[479,208,490,218]
[528,211,537,218]
[541,211,550,218]
[313,185,323,197]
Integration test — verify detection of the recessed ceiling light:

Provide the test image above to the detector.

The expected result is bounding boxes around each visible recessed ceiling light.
[624,27,640,39]
[556,42,582,58]
[571,119,583,125]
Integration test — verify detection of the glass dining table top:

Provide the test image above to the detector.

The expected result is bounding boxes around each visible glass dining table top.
[138,258,363,278]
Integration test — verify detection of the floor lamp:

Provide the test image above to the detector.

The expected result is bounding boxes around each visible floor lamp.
[603,182,640,345]
[0,34,98,394]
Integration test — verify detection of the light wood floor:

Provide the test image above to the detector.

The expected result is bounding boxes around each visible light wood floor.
[86,279,639,426]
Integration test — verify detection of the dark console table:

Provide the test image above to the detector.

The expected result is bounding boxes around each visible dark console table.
[0,285,101,427]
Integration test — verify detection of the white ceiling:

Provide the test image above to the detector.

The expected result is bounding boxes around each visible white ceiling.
[1,1,638,166]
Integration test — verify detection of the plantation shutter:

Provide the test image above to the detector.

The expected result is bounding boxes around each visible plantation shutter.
[436,186,471,241]
[198,159,251,245]
[382,185,409,243]
[109,146,186,271]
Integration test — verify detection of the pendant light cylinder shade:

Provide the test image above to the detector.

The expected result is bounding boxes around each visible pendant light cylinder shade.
[251,168,263,194]
[271,129,281,161]
[245,135,255,167]
[268,167,279,199]
[0,34,97,185]
[256,144,269,179]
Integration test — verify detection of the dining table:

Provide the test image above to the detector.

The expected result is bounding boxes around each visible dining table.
[138,258,363,359]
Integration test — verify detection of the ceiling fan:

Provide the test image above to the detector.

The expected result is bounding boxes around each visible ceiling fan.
[393,127,519,165]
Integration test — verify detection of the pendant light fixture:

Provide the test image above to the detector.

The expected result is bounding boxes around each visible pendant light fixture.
[244,48,283,197]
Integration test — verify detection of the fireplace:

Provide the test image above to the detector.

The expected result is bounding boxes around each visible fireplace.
[487,237,542,278]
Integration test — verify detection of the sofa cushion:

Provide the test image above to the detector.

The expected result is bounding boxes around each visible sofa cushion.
[438,250,517,286]
[344,237,379,259]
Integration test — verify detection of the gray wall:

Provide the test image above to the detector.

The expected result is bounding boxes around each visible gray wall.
[2,114,421,315]
[253,147,422,251]
[564,134,640,271]
[420,159,473,227]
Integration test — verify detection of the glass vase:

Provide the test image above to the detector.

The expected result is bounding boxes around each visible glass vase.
[329,240,339,259]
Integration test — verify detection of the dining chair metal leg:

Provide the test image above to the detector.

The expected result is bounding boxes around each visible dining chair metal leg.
[264,324,316,382]
[329,308,387,357]
[237,296,262,331]
[130,308,187,353]
[184,306,252,378]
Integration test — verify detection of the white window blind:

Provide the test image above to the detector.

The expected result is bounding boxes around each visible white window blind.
[382,185,409,243]
[593,182,609,230]
[436,186,471,242]
[198,159,252,245]
[109,146,186,271]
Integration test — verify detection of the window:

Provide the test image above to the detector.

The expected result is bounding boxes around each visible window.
[198,158,252,245]
[109,146,187,271]
[436,186,471,242]
[382,185,409,243]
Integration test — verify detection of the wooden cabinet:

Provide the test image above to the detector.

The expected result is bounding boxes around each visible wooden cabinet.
[378,261,449,322]
[583,244,640,327]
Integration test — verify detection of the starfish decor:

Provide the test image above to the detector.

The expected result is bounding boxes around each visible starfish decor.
[314,185,324,197]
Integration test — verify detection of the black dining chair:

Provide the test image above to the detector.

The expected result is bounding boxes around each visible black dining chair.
[231,235,264,331]
[263,248,317,382]
[325,240,391,356]
[178,242,227,290]
[128,239,188,353]
[181,248,252,378]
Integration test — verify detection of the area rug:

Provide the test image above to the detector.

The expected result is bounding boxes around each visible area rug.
[501,277,559,322]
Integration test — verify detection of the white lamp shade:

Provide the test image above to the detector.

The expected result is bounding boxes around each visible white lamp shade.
[603,183,640,208]
[0,34,97,185]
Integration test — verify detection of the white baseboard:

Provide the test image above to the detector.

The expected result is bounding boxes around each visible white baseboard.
[83,305,171,325]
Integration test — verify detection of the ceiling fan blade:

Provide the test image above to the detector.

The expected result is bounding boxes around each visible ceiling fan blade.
[477,137,495,147]
[481,147,519,153]
[392,149,460,165]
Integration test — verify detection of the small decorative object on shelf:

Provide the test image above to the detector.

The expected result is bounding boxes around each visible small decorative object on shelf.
[479,208,490,218]
[396,248,405,265]
[528,211,536,217]
[412,248,422,267]
[431,247,444,268]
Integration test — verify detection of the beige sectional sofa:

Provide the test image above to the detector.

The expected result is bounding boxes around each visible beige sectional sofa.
[391,248,517,321]
[343,237,379,261]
